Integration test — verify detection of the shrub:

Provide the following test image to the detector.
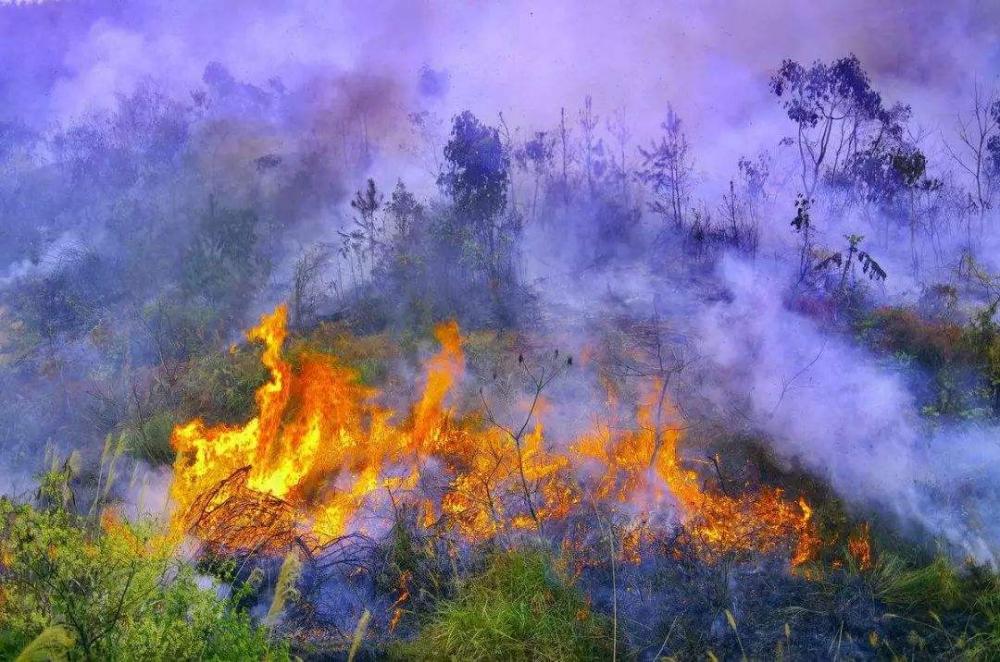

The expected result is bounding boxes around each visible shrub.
[177,344,268,425]
[866,307,968,369]
[121,410,177,465]
[0,501,286,661]
[394,550,614,661]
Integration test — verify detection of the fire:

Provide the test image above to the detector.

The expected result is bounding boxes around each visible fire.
[573,379,818,564]
[388,570,412,632]
[849,521,873,570]
[169,306,575,550]
[169,305,818,566]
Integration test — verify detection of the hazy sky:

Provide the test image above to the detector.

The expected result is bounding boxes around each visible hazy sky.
[1,0,998,186]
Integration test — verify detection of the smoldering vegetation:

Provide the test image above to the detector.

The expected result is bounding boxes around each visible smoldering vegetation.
[2,2,1000,659]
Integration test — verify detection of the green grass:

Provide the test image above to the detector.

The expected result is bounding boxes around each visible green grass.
[967,576,1000,660]
[868,554,963,611]
[393,549,614,661]
[0,500,287,662]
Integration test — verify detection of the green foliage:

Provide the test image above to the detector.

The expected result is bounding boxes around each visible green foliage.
[966,298,1000,412]
[0,501,286,661]
[182,201,270,321]
[857,305,990,415]
[143,298,226,365]
[177,343,269,426]
[394,550,614,661]
[866,306,969,369]
[438,111,510,226]
[14,626,75,662]
[35,451,82,513]
[287,322,398,386]
[120,411,177,465]
[867,554,963,611]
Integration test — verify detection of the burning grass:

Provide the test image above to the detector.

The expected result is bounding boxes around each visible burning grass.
[168,305,820,570]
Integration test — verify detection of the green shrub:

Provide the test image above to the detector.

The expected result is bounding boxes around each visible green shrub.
[121,411,177,465]
[866,307,969,370]
[393,550,614,661]
[0,500,286,661]
[177,344,268,425]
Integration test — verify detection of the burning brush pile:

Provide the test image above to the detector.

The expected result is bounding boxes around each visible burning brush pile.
[167,305,822,643]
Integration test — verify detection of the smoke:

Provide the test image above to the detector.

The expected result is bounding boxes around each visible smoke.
[4,1,998,174]
[695,256,1000,562]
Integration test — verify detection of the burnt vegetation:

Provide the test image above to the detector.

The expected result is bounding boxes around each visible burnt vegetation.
[2,49,1000,662]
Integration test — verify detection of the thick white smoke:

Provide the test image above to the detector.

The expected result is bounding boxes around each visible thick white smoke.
[696,256,1000,563]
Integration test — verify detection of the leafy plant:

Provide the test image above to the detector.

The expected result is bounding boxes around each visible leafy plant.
[0,501,286,661]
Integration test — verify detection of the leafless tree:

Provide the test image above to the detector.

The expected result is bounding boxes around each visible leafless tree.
[944,80,999,215]
[290,244,332,330]
[638,105,693,229]
[607,106,633,205]
[603,312,693,467]
[558,107,572,204]
[579,95,604,198]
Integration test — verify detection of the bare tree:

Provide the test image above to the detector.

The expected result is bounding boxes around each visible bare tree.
[579,95,604,198]
[558,107,572,204]
[498,111,520,215]
[406,110,446,178]
[944,81,999,215]
[290,244,331,330]
[514,131,555,223]
[603,312,692,467]
[638,104,693,229]
[480,349,572,529]
[607,106,633,205]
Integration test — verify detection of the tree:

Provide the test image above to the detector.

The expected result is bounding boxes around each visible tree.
[439,111,510,225]
[557,107,573,204]
[815,233,887,297]
[771,54,907,198]
[438,111,513,279]
[890,148,943,270]
[790,194,815,278]
[637,105,692,229]
[385,179,423,239]
[607,107,633,204]
[290,244,331,330]
[514,131,555,222]
[945,82,999,214]
[578,95,606,198]
[349,178,385,270]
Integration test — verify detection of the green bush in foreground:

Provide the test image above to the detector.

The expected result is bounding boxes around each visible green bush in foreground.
[0,500,287,662]
[394,549,614,662]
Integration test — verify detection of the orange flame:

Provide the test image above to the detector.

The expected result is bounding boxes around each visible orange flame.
[848,521,873,570]
[168,305,818,566]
